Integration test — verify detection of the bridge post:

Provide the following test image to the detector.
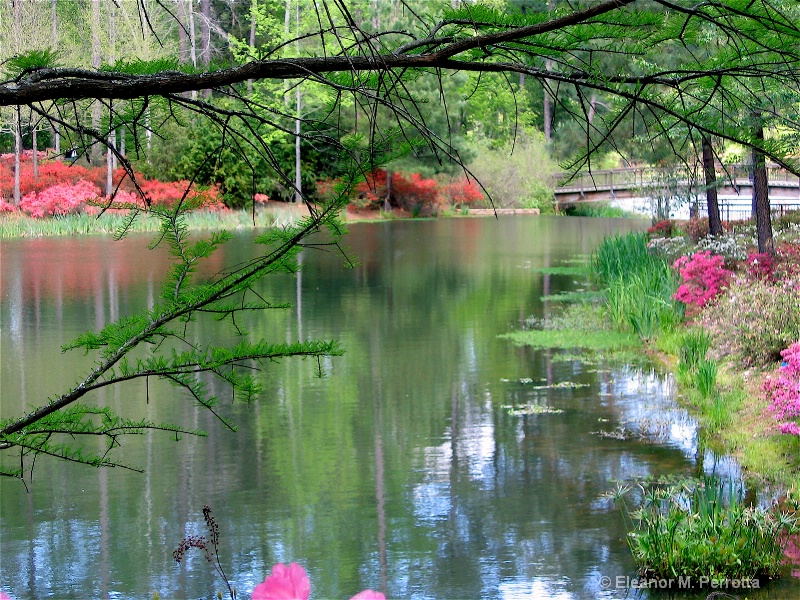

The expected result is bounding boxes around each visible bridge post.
[609,171,614,199]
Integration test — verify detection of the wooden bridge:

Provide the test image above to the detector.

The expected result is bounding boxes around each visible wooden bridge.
[554,163,800,219]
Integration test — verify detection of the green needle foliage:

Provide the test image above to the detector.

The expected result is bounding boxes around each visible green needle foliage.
[0,159,378,482]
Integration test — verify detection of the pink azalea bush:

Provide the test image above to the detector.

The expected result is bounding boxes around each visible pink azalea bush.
[252,563,385,600]
[764,343,800,436]
[672,251,732,309]
[19,180,101,218]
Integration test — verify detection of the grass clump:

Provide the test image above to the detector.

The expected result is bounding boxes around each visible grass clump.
[0,207,302,238]
[612,477,799,583]
[592,232,684,340]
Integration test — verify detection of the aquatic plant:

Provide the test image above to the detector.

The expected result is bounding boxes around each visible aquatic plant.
[695,359,718,400]
[591,232,683,339]
[174,506,235,600]
[678,329,711,375]
[612,477,799,583]
[591,232,659,285]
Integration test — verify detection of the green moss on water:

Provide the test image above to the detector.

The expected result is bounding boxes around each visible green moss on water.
[500,328,639,351]
[532,266,588,276]
[541,290,603,303]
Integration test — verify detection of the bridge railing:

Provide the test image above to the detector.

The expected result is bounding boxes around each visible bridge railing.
[555,163,799,194]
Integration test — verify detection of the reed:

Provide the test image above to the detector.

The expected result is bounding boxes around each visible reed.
[1,208,290,238]
[592,233,683,339]
[696,358,718,399]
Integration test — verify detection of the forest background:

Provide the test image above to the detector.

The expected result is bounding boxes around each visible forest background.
[2,0,777,217]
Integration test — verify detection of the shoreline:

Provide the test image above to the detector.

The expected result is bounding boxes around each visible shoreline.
[0,205,546,239]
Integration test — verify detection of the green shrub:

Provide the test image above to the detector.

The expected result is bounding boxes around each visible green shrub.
[466,130,557,212]
[563,202,638,218]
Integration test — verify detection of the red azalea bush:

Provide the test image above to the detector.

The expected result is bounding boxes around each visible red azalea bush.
[672,251,732,309]
[746,252,777,281]
[764,342,800,436]
[647,219,677,238]
[353,170,442,213]
[443,177,484,206]
[321,172,482,212]
[683,217,710,242]
[391,172,439,210]
[1,153,224,215]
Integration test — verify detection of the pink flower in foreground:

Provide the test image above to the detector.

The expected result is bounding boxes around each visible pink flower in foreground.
[0,592,13,600]
[349,590,386,600]
[252,563,387,600]
[252,563,311,600]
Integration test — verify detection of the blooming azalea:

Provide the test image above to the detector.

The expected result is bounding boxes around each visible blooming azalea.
[349,590,386,600]
[252,563,386,600]
[252,563,311,600]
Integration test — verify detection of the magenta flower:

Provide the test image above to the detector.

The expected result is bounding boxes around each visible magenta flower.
[349,591,386,600]
[252,563,387,600]
[252,563,311,600]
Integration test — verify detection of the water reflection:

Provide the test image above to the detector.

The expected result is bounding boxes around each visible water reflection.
[2,217,798,599]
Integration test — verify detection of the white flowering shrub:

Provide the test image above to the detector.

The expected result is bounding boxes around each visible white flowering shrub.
[647,236,691,262]
[696,234,753,262]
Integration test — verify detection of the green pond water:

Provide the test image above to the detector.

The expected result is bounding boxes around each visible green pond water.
[1,216,797,599]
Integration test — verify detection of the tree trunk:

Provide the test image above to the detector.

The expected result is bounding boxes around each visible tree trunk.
[32,117,38,179]
[51,0,59,157]
[201,0,212,99]
[543,0,554,142]
[106,129,116,197]
[702,136,722,236]
[543,75,552,142]
[294,87,302,203]
[384,169,393,211]
[177,1,188,64]
[247,0,257,93]
[13,106,22,206]
[751,122,774,253]
[51,0,58,48]
[188,0,198,100]
[90,0,103,165]
[587,93,597,124]
[201,0,211,67]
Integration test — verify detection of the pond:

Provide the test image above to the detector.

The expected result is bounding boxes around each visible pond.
[1,216,797,599]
